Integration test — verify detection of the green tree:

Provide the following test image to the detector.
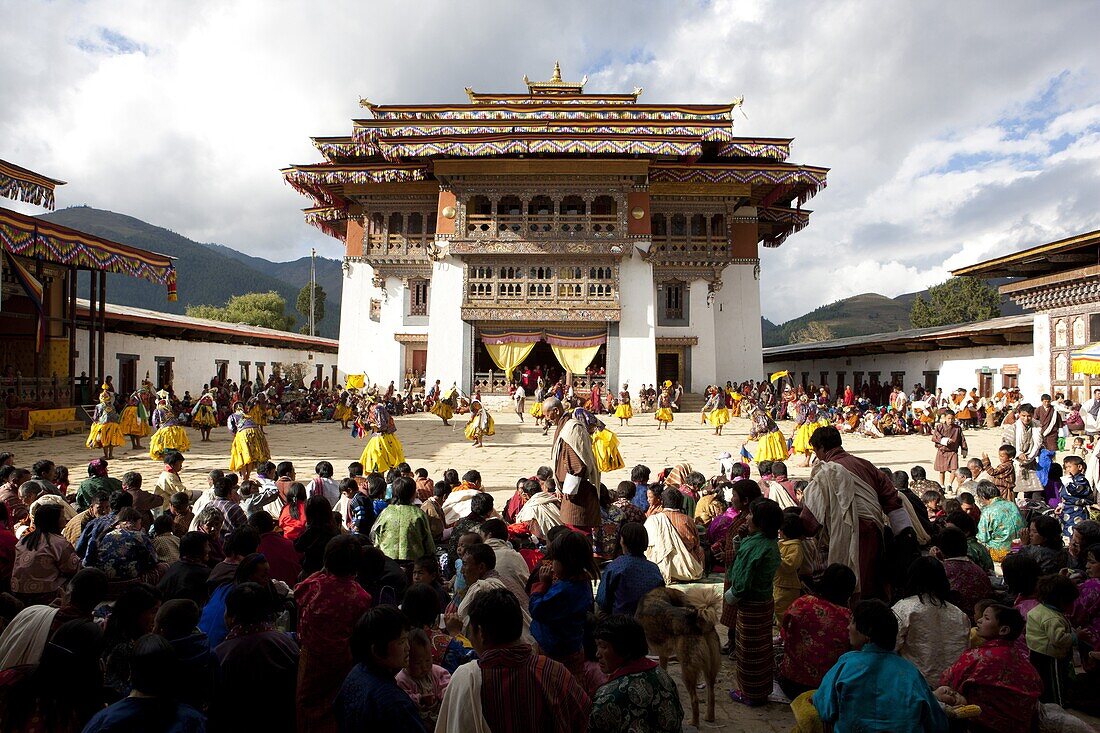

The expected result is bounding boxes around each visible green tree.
[791,320,834,343]
[296,283,326,334]
[910,277,1000,328]
[186,291,296,331]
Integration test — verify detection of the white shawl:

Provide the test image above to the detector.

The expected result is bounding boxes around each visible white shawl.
[643,512,704,583]
[457,577,534,646]
[442,488,483,525]
[0,605,59,670]
[551,417,600,486]
[515,492,563,537]
[803,461,887,591]
[435,659,491,733]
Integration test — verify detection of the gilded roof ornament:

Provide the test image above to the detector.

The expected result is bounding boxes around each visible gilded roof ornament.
[524,61,587,94]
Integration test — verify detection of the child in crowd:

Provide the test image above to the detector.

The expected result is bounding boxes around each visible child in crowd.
[773,511,806,630]
[412,554,450,611]
[54,465,70,497]
[958,492,981,525]
[936,604,1042,733]
[981,446,1016,500]
[529,530,600,680]
[596,521,665,617]
[1070,435,1088,459]
[1070,544,1100,714]
[151,513,181,563]
[1025,574,1079,705]
[726,498,783,706]
[168,491,193,538]
[1059,455,1092,541]
[1001,553,1042,660]
[395,628,451,730]
[921,490,945,523]
[757,460,774,484]
[448,532,483,608]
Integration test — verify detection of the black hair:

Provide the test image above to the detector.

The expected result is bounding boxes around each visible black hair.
[68,567,109,611]
[466,586,522,646]
[315,461,334,478]
[20,504,63,551]
[464,542,497,571]
[433,481,450,499]
[660,487,684,510]
[248,511,275,533]
[958,491,976,505]
[730,479,763,508]
[350,605,409,667]
[129,634,179,697]
[615,481,636,500]
[780,511,805,540]
[224,527,260,557]
[808,425,842,452]
[392,476,415,504]
[121,471,141,490]
[155,598,200,640]
[324,534,362,576]
[108,490,134,512]
[225,582,273,625]
[234,553,269,585]
[401,583,441,627]
[757,460,773,477]
[285,483,307,520]
[339,477,358,495]
[975,481,1000,501]
[1001,553,1041,597]
[462,469,482,484]
[999,444,1017,459]
[169,492,190,510]
[443,469,459,486]
[31,459,54,477]
[905,556,951,607]
[522,479,541,497]
[1029,515,1064,550]
[348,461,364,478]
[910,465,927,481]
[104,584,161,646]
[470,492,494,517]
[987,603,1025,641]
[547,530,600,581]
[750,498,783,539]
[179,531,209,561]
[415,467,428,479]
[164,451,184,467]
[936,527,968,558]
[366,473,387,499]
[1037,573,1079,609]
[479,518,508,541]
[817,564,856,606]
[152,514,174,536]
[630,465,651,484]
[852,599,898,649]
[944,509,976,537]
[594,615,650,662]
[771,461,788,478]
[620,522,648,556]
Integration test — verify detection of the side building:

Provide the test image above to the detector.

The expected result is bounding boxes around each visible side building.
[284,65,826,394]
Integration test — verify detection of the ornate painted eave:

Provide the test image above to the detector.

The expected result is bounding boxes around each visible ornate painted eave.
[282,163,429,207]
[759,206,812,248]
[649,163,828,206]
[0,159,66,210]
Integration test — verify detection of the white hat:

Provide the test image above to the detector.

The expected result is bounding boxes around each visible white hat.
[715,451,736,476]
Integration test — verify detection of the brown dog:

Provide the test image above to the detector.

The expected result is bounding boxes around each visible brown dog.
[635,586,722,727]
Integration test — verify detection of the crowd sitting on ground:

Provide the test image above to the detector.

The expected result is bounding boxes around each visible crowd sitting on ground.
[0,402,1099,732]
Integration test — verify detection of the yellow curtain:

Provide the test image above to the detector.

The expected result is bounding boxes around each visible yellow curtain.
[484,342,536,382]
[345,374,365,389]
[551,344,602,375]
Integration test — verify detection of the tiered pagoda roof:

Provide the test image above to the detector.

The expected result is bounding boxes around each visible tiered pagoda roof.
[284,65,827,246]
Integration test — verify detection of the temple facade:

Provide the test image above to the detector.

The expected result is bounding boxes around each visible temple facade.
[285,66,826,394]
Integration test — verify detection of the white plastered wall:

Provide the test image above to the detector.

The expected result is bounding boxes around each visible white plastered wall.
[338,261,403,387]
[425,254,473,392]
[713,261,764,382]
[616,246,657,393]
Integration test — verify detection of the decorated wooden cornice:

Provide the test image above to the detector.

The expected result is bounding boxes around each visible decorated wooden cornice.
[0,160,66,210]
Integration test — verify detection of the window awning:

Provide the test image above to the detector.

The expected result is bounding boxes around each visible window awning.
[0,206,177,301]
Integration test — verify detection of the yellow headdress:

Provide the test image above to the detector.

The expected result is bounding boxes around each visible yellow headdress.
[99,389,112,404]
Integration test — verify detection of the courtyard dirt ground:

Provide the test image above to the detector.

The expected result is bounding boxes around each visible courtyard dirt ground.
[7,411,1099,731]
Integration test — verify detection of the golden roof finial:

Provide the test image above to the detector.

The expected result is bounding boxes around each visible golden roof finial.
[525,62,586,94]
[551,61,563,82]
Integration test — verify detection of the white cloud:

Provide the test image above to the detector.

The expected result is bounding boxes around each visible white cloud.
[2,0,1099,325]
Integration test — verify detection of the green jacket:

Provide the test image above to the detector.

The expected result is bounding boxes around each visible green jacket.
[371,504,436,561]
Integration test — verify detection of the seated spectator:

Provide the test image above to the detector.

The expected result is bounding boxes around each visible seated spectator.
[294,496,339,577]
[248,511,301,586]
[101,584,161,700]
[515,479,563,542]
[83,634,205,732]
[412,555,449,611]
[206,527,260,591]
[446,492,494,577]
[121,470,162,530]
[975,480,1025,563]
[158,532,212,605]
[529,531,601,683]
[336,605,426,732]
[478,518,530,609]
[11,503,81,605]
[935,604,1041,733]
[396,627,452,730]
[154,598,216,712]
[212,582,299,733]
[277,482,308,541]
[778,563,857,699]
[75,459,122,512]
[1026,573,1078,706]
[643,488,704,583]
[193,506,225,566]
[208,475,248,539]
[199,549,267,649]
[168,491,194,539]
[62,490,109,546]
[0,619,105,732]
[152,514,181,564]
[944,509,993,574]
[436,586,591,732]
[935,527,993,619]
[1017,515,1068,574]
[595,522,665,617]
[93,507,161,583]
[892,556,970,685]
[589,615,683,733]
[803,599,948,733]
[371,477,436,563]
[454,542,534,644]
[419,481,447,543]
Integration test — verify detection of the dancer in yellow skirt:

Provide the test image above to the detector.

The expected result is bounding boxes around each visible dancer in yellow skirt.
[729,388,743,418]
[790,395,826,467]
[430,382,458,426]
[654,387,674,430]
[228,401,270,481]
[746,403,789,463]
[87,388,124,459]
[149,391,191,461]
[360,399,405,472]
[464,399,495,448]
[119,391,149,450]
[702,387,730,436]
[248,393,270,432]
[190,391,218,442]
[614,384,633,426]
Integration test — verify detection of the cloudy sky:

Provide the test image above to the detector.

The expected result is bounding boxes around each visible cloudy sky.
[3,0,1099,323]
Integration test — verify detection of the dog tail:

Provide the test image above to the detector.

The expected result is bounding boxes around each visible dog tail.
[681,586,722,627]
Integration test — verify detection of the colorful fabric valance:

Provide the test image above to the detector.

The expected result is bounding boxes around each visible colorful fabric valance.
[0,159,65,210]
[0,206,177,301]
[479,328,607,349]
[1071,343,1100,376]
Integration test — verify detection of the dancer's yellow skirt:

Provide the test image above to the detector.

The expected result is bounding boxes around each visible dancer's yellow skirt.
[655,407,674,423]
[614,403,633,420]
[360,433,405,472]
[119,407,148,437]
[248,405,269,427]
[87,422,124,449]
[192,405,217,429]
[754,429,789,462]
[229,427,271,472]
[333,403,352,422]
[431,401,454,421]
[529,402,543,418]
[149,425,191,461]
[592,429,625,472]
[729,397,742,418]
[707,408,730,426]
[464,414,496,441]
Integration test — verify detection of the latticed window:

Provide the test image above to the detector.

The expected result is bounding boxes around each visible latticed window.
[664,283,685,321]
[410,279,429,316]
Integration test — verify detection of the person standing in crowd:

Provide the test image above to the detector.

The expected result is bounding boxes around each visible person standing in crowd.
[543,397,601,536]
[932,410,967,487]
